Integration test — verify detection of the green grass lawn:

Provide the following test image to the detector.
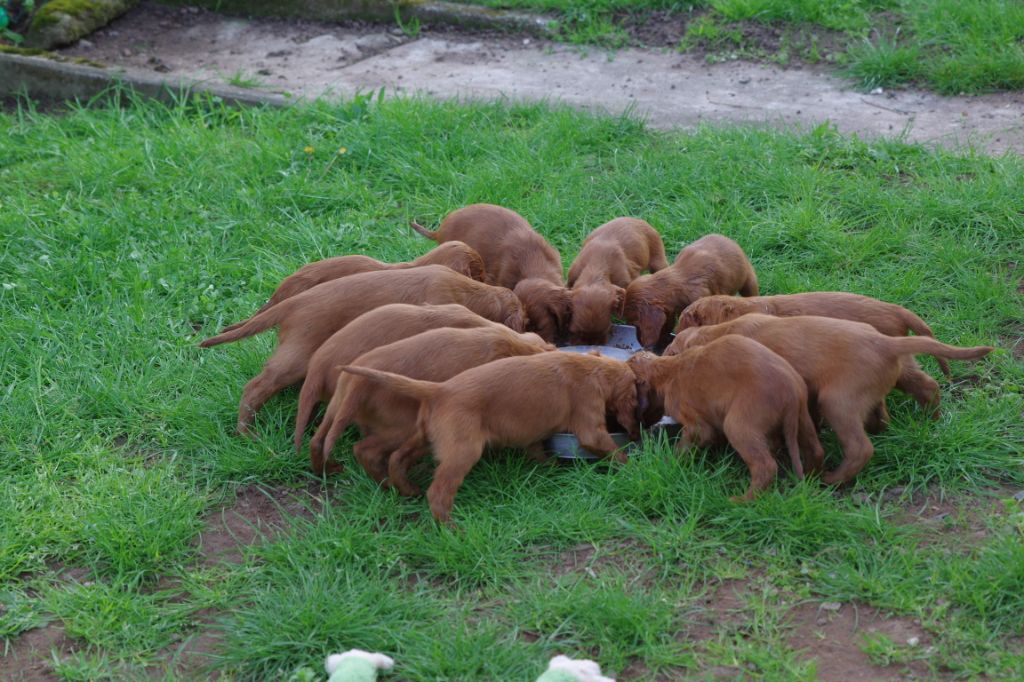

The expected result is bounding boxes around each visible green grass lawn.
[464,0,1024,94]
[1,91,1023,680]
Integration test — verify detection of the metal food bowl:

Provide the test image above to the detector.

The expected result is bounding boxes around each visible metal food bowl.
[544,324,679,460]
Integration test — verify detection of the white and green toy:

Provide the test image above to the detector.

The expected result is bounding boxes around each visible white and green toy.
[324,650,394,682]
[322,651,614,682]
[536,655,615,682]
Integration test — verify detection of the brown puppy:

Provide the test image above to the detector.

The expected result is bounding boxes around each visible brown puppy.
[677,291,952,375]
[412,204,571,342]
[294,303,506,452]
[567,218,669,344]
[628,338,824,500]
[308,325,555,480]
[623,234,758,348]
[676,292,951,418]
[200,265,526,434]
[340,352,640,523]
[668,314,993,484]
[221,242,485,332]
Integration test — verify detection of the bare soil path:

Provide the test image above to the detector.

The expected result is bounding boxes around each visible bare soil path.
[60,3,1024,155]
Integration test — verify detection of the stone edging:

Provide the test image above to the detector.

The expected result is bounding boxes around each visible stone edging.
[0,51,291,107]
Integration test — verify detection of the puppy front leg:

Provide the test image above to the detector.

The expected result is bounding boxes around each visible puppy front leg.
[576,424,627,463]
[388,432,430,497]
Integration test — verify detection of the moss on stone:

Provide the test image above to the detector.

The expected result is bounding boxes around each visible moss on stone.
[26,0,137,48]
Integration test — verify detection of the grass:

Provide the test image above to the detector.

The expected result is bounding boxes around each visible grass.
[1,90,1022,680]
[463,0,1024,94]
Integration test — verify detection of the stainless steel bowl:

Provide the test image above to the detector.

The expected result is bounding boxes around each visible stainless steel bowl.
[544,324,680,460]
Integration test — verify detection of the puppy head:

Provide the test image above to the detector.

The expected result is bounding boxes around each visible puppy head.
[677,295,741,332]
[439,241,486,282]
[663,328,703,356]
[492,287,527,332]
[568,284,624,345]
[519,331,557,352]
[622,277,669,348]
[514,279,571,343]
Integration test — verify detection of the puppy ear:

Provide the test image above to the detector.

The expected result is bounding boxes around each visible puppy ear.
[612,286,627,316]
[638,306,667,346]
[553,287,574,328]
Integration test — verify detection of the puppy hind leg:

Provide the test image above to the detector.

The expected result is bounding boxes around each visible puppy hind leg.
[236,345,309,435]
[819,397,875,486]
[796,407,825,475]
[722,414,777,501]
[426,438,485,524]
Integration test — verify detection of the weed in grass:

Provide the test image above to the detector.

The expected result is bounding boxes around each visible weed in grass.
[225,69,263,89]
[844,37,923,90]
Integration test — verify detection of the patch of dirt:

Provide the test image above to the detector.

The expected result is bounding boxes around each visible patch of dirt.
[786,600,932,681]
[617,8,849,62]
[0,623,77,682]
[157,607,225,680]
[52,2,1024,155]
[679,577,752,642]
[888,485,1019,551]
[196,483,322,566]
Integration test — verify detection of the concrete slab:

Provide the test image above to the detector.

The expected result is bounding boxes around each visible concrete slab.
[34,2,1024,155]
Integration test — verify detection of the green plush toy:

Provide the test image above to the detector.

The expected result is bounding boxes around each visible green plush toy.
[323,651,613,682]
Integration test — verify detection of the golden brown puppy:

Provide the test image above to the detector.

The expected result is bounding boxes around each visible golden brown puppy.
[667,314,992,485]
[677,291,952,376]
[199,265,526,434]
[676,291,951,419]
[567,218,669,344]
[341,352,640,523]
[412,204,570,342]
[628,338,824,500]
[221,242,485,332]
[623,234,758,348]
[294,303,506,452]
[308,325,554,480]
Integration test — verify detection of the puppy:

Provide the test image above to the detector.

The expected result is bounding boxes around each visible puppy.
[676,291,952,417]
[668,314,992,484]
[341,352,640,522]
[567,218,669,344]
[623,234,758,348]
[628,338,824,500]
[294,303,505,452]
[200,265,526,434]
[308,325,554,480]
[221,242,485,332]
[412,204,571,342]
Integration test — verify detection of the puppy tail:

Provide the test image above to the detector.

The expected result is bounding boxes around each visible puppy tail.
[899,308,951,377]
[338,365,439,402]
[199,301,287,348]
[410,220,440,241]
[783,406,805,480]
[889,336,994,364]
[219,299,276,333]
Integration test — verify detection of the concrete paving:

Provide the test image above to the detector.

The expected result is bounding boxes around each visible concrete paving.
[56,3,1024,155]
